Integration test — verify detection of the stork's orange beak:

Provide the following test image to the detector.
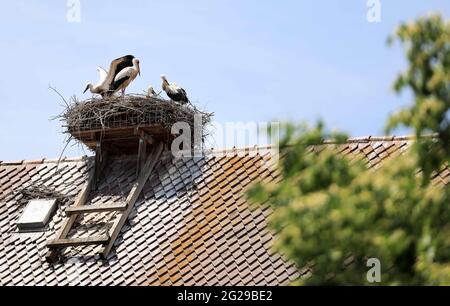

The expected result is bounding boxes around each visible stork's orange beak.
[83,84,89,94]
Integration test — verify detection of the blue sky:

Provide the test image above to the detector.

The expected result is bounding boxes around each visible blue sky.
[0,0,449,160]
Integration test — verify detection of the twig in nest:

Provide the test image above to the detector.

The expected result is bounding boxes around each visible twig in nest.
[48,84,69,108]
[55,135,74,172]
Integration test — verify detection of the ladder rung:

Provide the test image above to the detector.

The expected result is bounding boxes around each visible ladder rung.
[65,203,127,216]
[47,235,110,248]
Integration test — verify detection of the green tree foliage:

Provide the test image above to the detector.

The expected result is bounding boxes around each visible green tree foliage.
[386,14,450,182]
[248,14,450,285]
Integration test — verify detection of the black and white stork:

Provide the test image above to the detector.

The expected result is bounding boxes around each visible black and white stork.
[161,74,189,104]
[109,57,141,96]
[83,55,140,98]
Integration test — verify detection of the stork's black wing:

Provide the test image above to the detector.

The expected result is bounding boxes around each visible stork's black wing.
[105,55,135,86]
[113,55,134,77]
[111,75,130,92]
[180,88,189,103]
[167,90,182,102]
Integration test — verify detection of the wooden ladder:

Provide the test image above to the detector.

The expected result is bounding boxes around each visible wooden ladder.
[46,137,163,263]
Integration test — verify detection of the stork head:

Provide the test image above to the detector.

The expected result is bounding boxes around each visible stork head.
[160,74,167,81]
[133,58,141,76]
[83,83,92,94]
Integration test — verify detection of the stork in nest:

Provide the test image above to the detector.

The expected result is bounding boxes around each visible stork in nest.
[84,55,141,98]
[160,74,190,104]
[147,85,157,98]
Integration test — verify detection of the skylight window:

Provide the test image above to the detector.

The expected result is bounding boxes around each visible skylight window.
[17,199,57,231]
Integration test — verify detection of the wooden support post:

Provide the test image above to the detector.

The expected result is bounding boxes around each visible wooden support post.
[141,131,154,145]
[93,141,102,190]
[134,128,154,145]
[136,137,146,177]
[136,129,155,176]
[100,142,164,259]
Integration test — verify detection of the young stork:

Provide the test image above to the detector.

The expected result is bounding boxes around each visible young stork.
[83,66,109,97]
[161,74,189,104]
[147,85,157,97]
[110,58,141,96]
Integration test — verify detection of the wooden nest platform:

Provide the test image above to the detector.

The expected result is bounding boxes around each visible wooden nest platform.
[58,94,213,155]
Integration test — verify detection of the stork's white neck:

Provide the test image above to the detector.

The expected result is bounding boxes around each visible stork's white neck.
[132,59,139,69]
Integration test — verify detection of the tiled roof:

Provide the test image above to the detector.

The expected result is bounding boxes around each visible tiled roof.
[0,136,448,285]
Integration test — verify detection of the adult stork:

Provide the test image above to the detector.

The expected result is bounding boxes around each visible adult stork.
[109,57,141,96]
[83,66,109,97]
[161,75,189,104]
[83,55,137,97]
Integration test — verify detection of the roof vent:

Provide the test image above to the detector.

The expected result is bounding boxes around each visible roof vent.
[17,199,57,231]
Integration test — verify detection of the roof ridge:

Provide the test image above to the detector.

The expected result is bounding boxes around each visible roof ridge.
[0,156,88,166]
[0,135,424,166]
[208,135,420,154]
[325,135,418,144]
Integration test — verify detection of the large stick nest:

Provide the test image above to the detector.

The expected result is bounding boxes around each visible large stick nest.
[59,94,214,136]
